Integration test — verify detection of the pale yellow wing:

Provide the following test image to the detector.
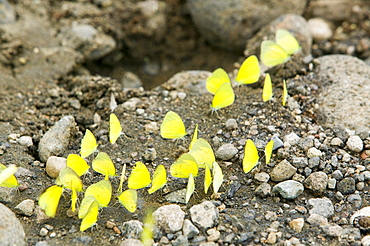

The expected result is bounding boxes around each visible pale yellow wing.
[236,55,260,85]
[188,138,215,169]
[204,164,212,194]
[188,124,198,150]
[148,165,167,194]
[85,179,112,208]
[128,162,152,190]
[80,199,99,232]
[206,68,230,94]
[185,173,195,204]
[265,140,274,164]
[170,153,199,178]
[242,139,259,173]
[275,29,301,55]
[118,164,126,193]
[0,164,19,188]
[92,152,116,178]
[118,189,137,213]
[262,73,273,102]
[109,113,122,144]
[38,185,64,218]
[55,167,83,192]
[282,79,288,106]
[211,82,235,111]
[78,195,97,219]
[260,40,289,67]
[212,161,223,194]
[67,154,89,177]
[141,212,155,246]
[80,129,98,158]
[160,111,187,139]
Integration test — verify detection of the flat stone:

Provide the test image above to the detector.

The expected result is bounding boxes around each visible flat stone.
[215,143,238,160]
[0,203,26,246]
[14,199,35,216]
[270,159,297,182]
[154,205,185,233]
[272,180,304,199]
[190,201,219,230]
[308,198,334,218]
[182,219,199,239]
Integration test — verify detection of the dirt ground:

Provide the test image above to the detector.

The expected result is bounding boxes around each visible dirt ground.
[1,0,370,245]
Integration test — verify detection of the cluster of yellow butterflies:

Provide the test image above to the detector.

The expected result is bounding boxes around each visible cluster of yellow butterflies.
[0,164,19,188]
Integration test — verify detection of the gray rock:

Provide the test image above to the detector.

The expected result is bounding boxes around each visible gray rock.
[330,137,344,146]
[327,178,336,189]
[172,235,188,246]
[0,187,17,203]
[17,136,33,147]
[308,198,334,218]
[225,119,238,130]
[119,239,143,246]
[308,157,320,168]
[35,241,50,246]
[38,116,76,162]
[306,0,361,22]
[45,156,67,178]
[304,171,328,193]
[315,55,370,132]
[346,136,363,152]
[188,0,306,50]
[292,156,308,168]
[347,194,362,209]
[337,177,356,195]
[215,144,238,160]
[121,220,143,239]
[0,0,15,24]
[159,70,211,94]
[206,228,220,242]
[255,182,271,198]
[271,135,284,150]
[306,213,329,227]
[154,204,185,233]
[0,203,26,245]
[321,225,343,237]
[283,133,301,146]
[307,147,322,158]
[272,180,304,199]
[307,18,333,42]
[190,201,219,230]
[165,189,186,204]
[182,219,199,239]
[121,72,143,89]
[270,159,297,182]
[331,170,343,181]
[254,172,270,182]
[14,199,35,216]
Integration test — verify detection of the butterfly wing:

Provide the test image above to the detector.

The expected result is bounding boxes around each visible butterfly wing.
[55,167,83,192]
[236,55,260,85]
[204,164,212,194]
[265,140,274,164]
[275,29,301,55]
[211,82,235,111]
[185,173,195,204]
[118,189,137,213]
[118,164,126,193]
[188,124,198,150]
[80,129,98,158]
[170,153,199,178]
[92,152,116,178]
[160,111,187,139]
[260,40,289,67]
[38,185,64,218]
[0,164,19,188]
[148,165,167,194]
[262,73,273,102]
[212,161,223,194]
[67,154,89,177]
[80,199,99,232]
[243,139,259,173]
[188,138,215,169]
[109,113,122,144]
[85,180,112,208]
[206,68,230,94]
[78,195,97,219]
[128,162,152,190]
[282,79,288,106]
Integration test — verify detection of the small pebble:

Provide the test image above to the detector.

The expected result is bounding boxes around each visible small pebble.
[14,199,35,216]
[270,160,297,182]
[225,119,238,130]
[215,144,238,160]
[304,171,328,193]
[307,213,329,227]
[254,172,270,182]
[308,198,334,218]
[39,228,48,237]
[289,218,304,233]
[45,156,66,178]
[272,180,304,199]
[337,177,356,195]
[307,147,322,158]
[177,92,187,100]
[283,133,301,146]
[190,201,218,230]
[347,136,363,152]
[17,136,33,147]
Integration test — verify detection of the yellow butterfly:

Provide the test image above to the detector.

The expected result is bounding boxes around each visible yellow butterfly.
[160,111,187,140]
[55,167,83,192]
[185,173,195,204]
[38,185,64,218]
[262,73,273,102]
[92,152,116,179]
[211,82,235,111]
[188,138,215,169]
[212,161,223,194]
[79,197,99,232]
[118,189,137,213]
[66,154,89,177]
[170,153,198,178]
[282,79,288,106]
[204,164,212,194]
[85,179,112,208]
[80,129,98,158]
[260,29,301,67]
[148,165,167,194]
[128,162,151,190]
[109,113,122,144]
[78,195,97,219]
[117,164,126,193]
[236,55,260,85]
[242,139,259,173]
[141,212,155,246]
[0,164,19,188]
[265,140,274,164]
[188,124,198,150]
[206,68,230,95]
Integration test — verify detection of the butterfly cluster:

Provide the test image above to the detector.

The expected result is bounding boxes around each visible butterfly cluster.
[0,164,19,188]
